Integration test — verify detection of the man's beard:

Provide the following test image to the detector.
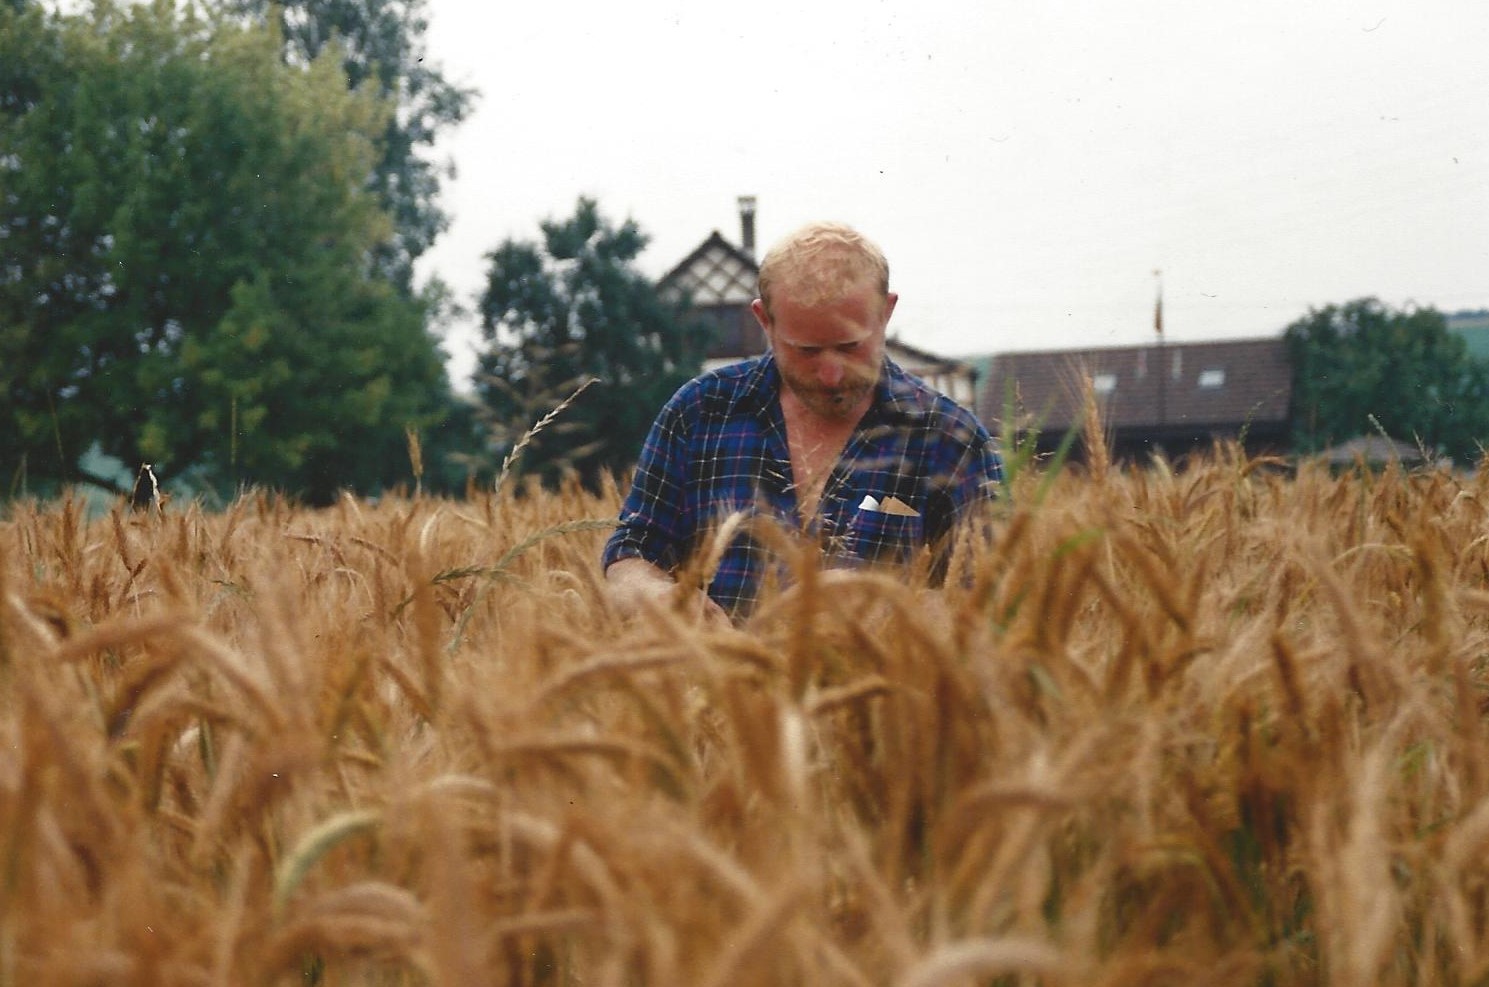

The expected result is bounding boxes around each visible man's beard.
[781,366,877,421]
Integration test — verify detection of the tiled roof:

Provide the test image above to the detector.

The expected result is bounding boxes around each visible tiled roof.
[980,337,1292,431]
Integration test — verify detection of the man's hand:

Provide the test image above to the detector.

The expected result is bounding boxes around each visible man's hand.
[604,557,730,626]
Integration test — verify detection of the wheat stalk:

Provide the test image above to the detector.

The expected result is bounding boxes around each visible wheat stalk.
[495,376,598,494]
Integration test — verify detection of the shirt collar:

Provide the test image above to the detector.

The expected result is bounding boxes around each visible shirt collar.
[735,353,780,420]
[868,357,932,425]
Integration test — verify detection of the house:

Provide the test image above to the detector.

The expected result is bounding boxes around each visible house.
[658,197,980,405]
[658,222,766,369]
[978,337,1294,462]
[879,336,979,408]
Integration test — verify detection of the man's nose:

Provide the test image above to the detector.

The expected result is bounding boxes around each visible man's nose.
[816,356,845,387]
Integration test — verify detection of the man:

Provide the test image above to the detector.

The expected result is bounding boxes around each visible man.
[603,221,1003,622]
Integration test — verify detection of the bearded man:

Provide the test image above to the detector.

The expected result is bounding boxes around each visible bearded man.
[602,221,1004,622]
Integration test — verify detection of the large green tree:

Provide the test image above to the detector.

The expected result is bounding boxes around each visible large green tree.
[1285,298,1489,464]
[218,0,474,292]
[475,198,708,487]
[0,0,455,503]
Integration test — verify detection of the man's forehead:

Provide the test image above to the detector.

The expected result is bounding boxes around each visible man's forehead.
[772,265,884,308]
[769,295,886,347]
[773,319,878,345]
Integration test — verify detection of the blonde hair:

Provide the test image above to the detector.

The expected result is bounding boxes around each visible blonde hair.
[756,221,890,318]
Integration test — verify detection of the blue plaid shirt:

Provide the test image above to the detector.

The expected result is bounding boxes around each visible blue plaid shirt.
[602,353,1004,617]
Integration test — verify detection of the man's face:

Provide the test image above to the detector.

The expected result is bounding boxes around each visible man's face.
[753,275,897,423]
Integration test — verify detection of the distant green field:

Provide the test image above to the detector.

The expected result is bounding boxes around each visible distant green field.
[1449,310,1489,361]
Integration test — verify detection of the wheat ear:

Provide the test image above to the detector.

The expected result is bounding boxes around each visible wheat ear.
[496,376,598,494]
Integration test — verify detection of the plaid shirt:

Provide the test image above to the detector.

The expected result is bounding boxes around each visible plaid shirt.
[602,353,1004,617]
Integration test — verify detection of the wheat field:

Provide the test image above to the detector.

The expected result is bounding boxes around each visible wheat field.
[4,447,1489,985]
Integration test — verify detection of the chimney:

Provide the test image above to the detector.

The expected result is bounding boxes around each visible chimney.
[737,195,757,258]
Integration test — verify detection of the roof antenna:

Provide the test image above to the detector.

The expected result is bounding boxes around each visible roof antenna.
[1153,268,1164,343]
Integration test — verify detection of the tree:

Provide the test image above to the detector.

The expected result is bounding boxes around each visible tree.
[1285,298,1489,464]
[217,0,474,292]
[475,198,708,487]
[0,0,456,503]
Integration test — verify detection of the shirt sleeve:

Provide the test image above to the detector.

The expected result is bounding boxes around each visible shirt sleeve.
[948,426,1005,516]
[601,390,695,573]
[925,418,1004,585]
[925,412,1004,526]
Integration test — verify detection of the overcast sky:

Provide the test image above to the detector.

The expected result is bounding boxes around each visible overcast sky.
[413,0,1489,386]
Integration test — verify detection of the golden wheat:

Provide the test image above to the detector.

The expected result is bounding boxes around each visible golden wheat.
[2,450,1489,984]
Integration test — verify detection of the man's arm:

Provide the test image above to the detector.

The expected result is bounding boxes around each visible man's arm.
[605,557,729,625]
[925,416,1004,586]
[602,383,730,625]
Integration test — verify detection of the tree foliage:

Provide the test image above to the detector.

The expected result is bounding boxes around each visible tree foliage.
[475,198,708,487]
[1285,298,1489,464]
[0,0,456,503]
[217,0,474,291]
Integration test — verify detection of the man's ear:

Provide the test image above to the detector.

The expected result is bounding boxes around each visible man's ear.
[883,292,900,324]
[750,297,770,330]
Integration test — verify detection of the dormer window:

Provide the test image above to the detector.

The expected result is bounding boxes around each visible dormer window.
[1198,369,1226,389]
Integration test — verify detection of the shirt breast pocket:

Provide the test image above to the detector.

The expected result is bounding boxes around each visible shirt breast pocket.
[846,506,925,566]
